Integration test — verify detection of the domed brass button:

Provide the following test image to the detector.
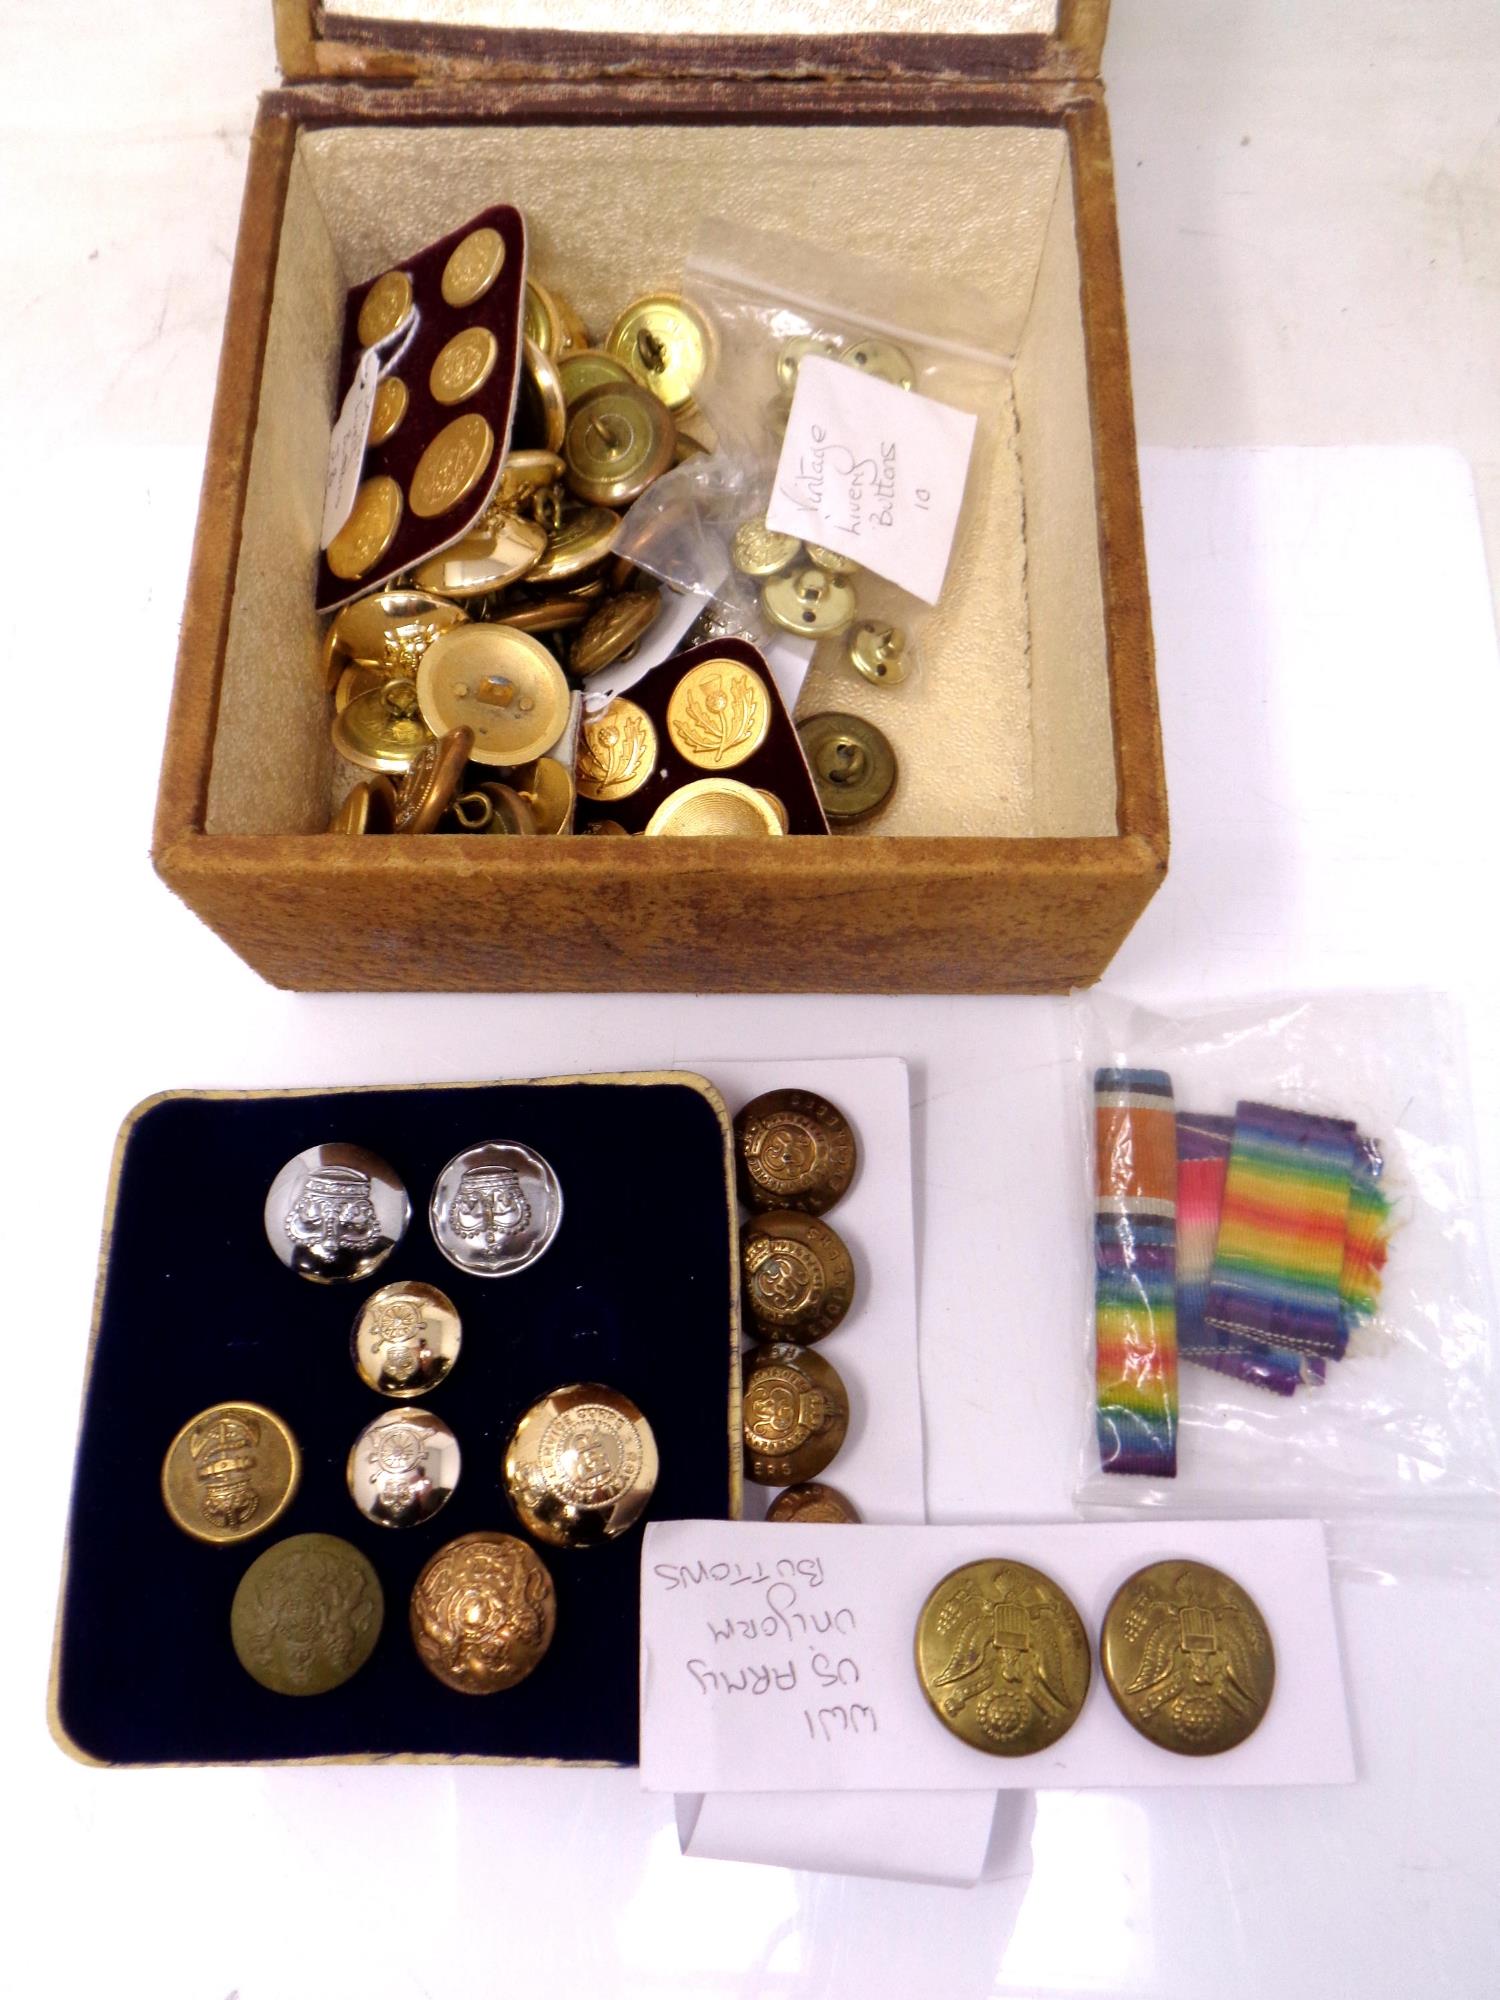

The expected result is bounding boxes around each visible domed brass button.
[511,755,576,835]
[645,779,784,837]
[332,677,435,773]
[570,589,662,678]
[326,474,404,581]
[848,622,910,687]
[577,697,658,802]
[1100,1560,1275,1755]
[761,566,857,638]
[915,1560,1091,1756]
[767,1482,860,1524]
[840,335,915,390]
[161,1401,301,1545]
[666,658,772,770]
[504,1383,659,1549]
[334,665,384,714]
[743,1342,849,1485]
[496,597,591,637]
[524,277,564,355]
[797,711,897,824]
[430,325,500,406]
[352,1280,462,1397]
[392,726,474,833]
[606,292,711,412]
[583,818,631,836]
[527,504,621,585]
[410,511,547,599]
[552,288,591,358]
[804,541,859,577]
[441,225,506,308]
[756,788,790,831]
[776,332,842,393]
[264,1142,410,1282]
[411,1532,556,1694]
[416,624,569,767]
[410,413,496,520]
[518,338,569,453]
[494,449,566,509]
[732,519,802,579]
[368,374,409,445]
[734,1088,859,1216]
[559,348,637,406]
[449,781,538,836]
[742,1210,856,1343]
[232,1534,383,1695]
[357,269,414,348]
[327,588,468,675]
[348,1408,460,1529]
[429,1139,564,1277]
[329,774,397,834]
[564,384,676,507]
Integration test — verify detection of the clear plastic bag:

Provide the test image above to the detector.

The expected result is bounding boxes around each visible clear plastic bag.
[1074,989,1500,1581]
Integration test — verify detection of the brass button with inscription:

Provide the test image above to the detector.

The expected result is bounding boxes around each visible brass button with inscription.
[441,225,506,308]
[797,711,897,825]
[348,1408,461,1530]
[577,697,658,802]
[666,658,772,771]
[761,566,858,639]
[410,413,496,520]
[606,292,712,412]
[327,589,468,676]
[411,1531,556,1694]
[840,335,915,390]
[411,510,547,599]
[915,1559,1091,1756]
[357,269,414,348]
[1100,1560,1275,1756]
[392,726,474,833]
[645,779,784,837]
[416,624,569,767]
[429,325,500,406]
[162,1401,301,1546]
[742,1210,856,1344]
[564,384,676,507]
[332,678,435,774]
[571,589,662,677]
[848,622,910,687]
[504,1382,660,1549]
[734,1088,859,1216]
[743,1342,849,1485]
[352,1280,462,1397]
[732,519,801,579]
[767,1482,861,1524]
[329,775,397,834]
[326,474,404,581]
[232,1534,384,1696]
[368,375,408,445]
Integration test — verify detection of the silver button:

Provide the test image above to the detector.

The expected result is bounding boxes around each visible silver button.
[429,1140,564,1277]
[347,1408,461,1530]
[264,1144,410,1284]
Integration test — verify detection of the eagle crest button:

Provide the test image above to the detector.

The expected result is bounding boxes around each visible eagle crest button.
[347,1408,461,1530]
[742,1210,856,1343]
[742,1342,850,1485]
[351,1280,462,1397]
[915,1559,1091,1756]
[411,1532,556,1694]
[1100,1560,1275,1755]
[734,1088,858,1216]
[264,1143,410,1283]
[504,1383,659,1549]
[231,1533,384,1696]
[429,1139,563,1277]
[161,1401,301,1546]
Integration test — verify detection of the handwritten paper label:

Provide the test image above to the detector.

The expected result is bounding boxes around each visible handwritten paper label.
[765,357,978,605]
[320,347,382,550]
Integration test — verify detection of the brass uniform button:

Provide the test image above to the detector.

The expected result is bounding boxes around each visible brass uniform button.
[524,277,565,355]
[326,474,404,581]
[559,348,636,406]
[848,622,910,687]
[441,225,506,308]
[504,1383,659,1549]
[577,697,658,803]
[757,788,790,831]
[840,335,915,390]
[348,1408,461,1530]
[777,332,843,393]
[570,589,662,677]
[551,289,591,357]
[392,726,474,834]
[666,657,772,771]
[429,1139,564,1277]
[329,774,397,834]
[606,292,712,413]
[368,374,409,445]
[494,449,566,509]
[410,511,547,600]
[761,566,857,639]
[328,588,468,674]
[449,781,538,836]
[331,678,435,774]
[804,541,859,577]
[734,1088,859,1216]
[518,338,569,454]
[512,755,576,835]
[646,779,784,837]
[409,412,496,520]
[416,624,569,768]
[232,1533,384,1695]
[915,1559,1091,1756]
[767,1482,861,1524]
[161,1402,301,1546]
[743,1342,849,1485]
[352,1280,463,1397]
[565,384,675,507]
[496,597,591,636]
[742,1210,856,1343]
[334,664,384,714]
[411,1531,556,1694]
[527,504,621,585]
[429,325,500,406]
[797,711,897,825]
[732,519,802,579]
[1100,1560,1275,1756]
[357,269,414,348]
[264,1142,411,1282]
[583,818,630,836]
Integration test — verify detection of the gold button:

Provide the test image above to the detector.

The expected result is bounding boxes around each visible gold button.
[796,711,897,824]
[848,621,910,687]
[777,332,843,394]
[564,384,676,507]
[559,347,637,406]
[493,449,566,509]
[232,1534,383,1695]
[327,588,468,674]
[734,1088,859,1216]
[392,726,474,833]
[504,1383,659,1549]
[515,337,568,453]
[347,1408,461,1530]
[411,1532,556,1694]
[577,697,658,802]
[352,1280,462,1396]
[368,374,409,445]
[441,225,506,308]
[761,566,857,638]
[1100,1560,1275,1756]
[645,778,784,837]
[732,519,802,579]
[606,292,712,412]
[915,1560,1091,1756]
[743,1342,849,1485]
[409,413,496,519]
[756,788,790,831]
[410,510,547,599]
[570,588,663,677]
[496,597,592,636]
[512,755,576,835]
[527,504,621,585]
[429,324,500,406]
[161,1401,301,1545]
[524,277,564,355]
[449,781,538,835]
[582,818,630,836]
[552,288,592,358]
[840,335,915,389]
[331,677,435,773]
[416,623,569,766]
[742,1210,856,1343]
[804,541,859,577]
[333,664,384,715]
[326,474,404,581]
[666,657,773,771]
[329,774,397,833]
[357,269,414,348]
[766,1481,861,1524]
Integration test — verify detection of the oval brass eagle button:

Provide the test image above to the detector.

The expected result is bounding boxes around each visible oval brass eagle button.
[1100,1559,1275,1755]
[162,1401,301,1545]
[606,292,712,412]
[767,1481,861,1524]
[411,1531,556,1694]
[357,269,414,348]
[796,711,897,824]
[915,1559,1091,1756]
[731,519,802,579]
[392,727,474,834]
[504,1383,660,1549]
[840,335,915,390]
[848,621,910,687]
[232,1534,384,1695]
[742,1210,856,1343]
[734,1088,859,1216]
[264,1142,410,1282]
[430,325,500,406]
[577,697,658,803]
[331,678,435,774]
[645,779,784,837]
[368,374,409,446]
[429,1139,564,1277]
[409,413,496,520]
[441,225,506,308]
[416,624,569,767]
[329,774,397,835]
[760,566,857,639]
[666,658,772,771]
[742,1342,850,1485]
[326,474,404,581]
[348,1408,460,1529]
[564,384,676,507]
[352,1280,463,1397]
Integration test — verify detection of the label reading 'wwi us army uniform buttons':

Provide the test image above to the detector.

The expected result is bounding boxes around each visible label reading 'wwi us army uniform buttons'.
[264,1143,410,1283]
[1100,1560,1276,1756]
[410,1532,556,1694]
[429,1140,563,1276]
[231,1533,384,1696]
[742,1210,856,1343]
[161,1401,301,1545]
[504,1383,660,1548]
[915,1559,1091,1756]
[734,1089,858,1216]
[351,1280,462,1397]
[742,1342,850,1485]
[347,1408,461,1530]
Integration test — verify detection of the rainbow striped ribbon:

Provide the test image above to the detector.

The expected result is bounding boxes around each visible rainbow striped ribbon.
[1094,1068,1179,1477]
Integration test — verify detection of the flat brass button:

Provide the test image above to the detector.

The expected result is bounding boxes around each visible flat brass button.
[441,225,506,308]
[527,504,621,585]
[328,589,468,674]
[430,1139,564,1277]
[326,474,404,581]
[496,597,591,636]
[348,1408,460,1529]
[743,1342,849,1485]
[646,778,784,837]
[332,677,435,773]
[330,774,397,833]
[512,756,576,835]
[357,269,414,348]
[666,657,772,771]
[393,726,474,833]
[848,621,910,687]
[352,1280,462,1397]
[577,697,658,802]
[915,1560,1091,1756]
[606,293,711,412]
[161,1401,301,1546]
[410,413,496,519]
[504,1383,659,1549]
[410,511,547,599]
[494,449,566,510]
[232,1534,383,1696]
[777,332,843,393]
[416,624,569,767]
[761,566,857,638]
[449,781,538,836]
[411,1532,556,1694]
[732,519,801,579]
[430,324,500,406]
[805,541,859,577]
[1101,1560,1275,1756]
[743,1210,856,1344]
[559,348,636,406]
[797,711,897,824]
[368,374,408,445]
[524,277,564,355]
[840,335,915,390]
[265,1142,410,1282]
[571,589,662,677]
[565,385,676,507]
[767,1482,860,1524]
[734,1088,859,1216]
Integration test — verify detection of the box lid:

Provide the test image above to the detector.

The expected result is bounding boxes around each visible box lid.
[274,0,1109,85]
